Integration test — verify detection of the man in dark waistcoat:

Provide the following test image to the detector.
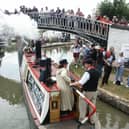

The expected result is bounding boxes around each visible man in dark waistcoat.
[70,58,100,125]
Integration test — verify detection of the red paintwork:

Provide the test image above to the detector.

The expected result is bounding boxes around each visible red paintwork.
[25,53,60,92]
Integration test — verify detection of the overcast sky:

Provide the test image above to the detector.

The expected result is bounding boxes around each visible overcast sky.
[0,0,129,16]
[0,0,103,15]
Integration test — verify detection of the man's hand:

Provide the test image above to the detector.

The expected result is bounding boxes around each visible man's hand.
[70,82,76,86]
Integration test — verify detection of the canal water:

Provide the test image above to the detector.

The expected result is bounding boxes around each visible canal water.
[0,44,129,129]
[0,52,30,129]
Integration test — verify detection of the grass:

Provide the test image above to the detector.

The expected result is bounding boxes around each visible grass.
[69,63,129,100]
[102,82,129,100]
[69,63,84,77]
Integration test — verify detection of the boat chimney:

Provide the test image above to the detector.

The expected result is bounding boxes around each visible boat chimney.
[35,40,41,64]
[46,58,51,78]
[39,57,54,86]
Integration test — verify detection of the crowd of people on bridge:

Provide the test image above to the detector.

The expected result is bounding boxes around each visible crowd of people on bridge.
[19,5,85,17]
[96,15,128,26]
[3,5,129,26]
[4,5,85,17]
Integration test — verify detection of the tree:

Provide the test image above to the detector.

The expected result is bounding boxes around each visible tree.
[97,0,129,20]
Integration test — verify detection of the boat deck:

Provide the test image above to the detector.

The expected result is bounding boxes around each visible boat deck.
[39,119,100,129]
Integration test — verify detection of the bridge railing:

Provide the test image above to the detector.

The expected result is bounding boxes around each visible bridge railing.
[0,42,7,47]
[27,12,110,41]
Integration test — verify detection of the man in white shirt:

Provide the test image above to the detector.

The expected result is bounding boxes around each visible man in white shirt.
[70,58,100,125]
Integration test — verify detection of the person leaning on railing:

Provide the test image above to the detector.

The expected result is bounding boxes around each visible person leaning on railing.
[70,58,100,125]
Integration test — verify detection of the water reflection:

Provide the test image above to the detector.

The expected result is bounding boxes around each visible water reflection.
[0,76,30,129]
[0,52,20,81]
[0,76,22,105]
[97,100,129,129]
[0,47,5,66]
[43,45,73,64]
[0,97,29,129]
[0,50,30,129]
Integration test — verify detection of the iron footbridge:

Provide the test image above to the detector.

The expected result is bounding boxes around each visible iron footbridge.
[28,12,110,47]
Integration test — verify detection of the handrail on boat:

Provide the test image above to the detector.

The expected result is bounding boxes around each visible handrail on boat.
[72,86,96,124]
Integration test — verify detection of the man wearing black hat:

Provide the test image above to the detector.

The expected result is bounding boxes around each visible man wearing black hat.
[70,58,100,125]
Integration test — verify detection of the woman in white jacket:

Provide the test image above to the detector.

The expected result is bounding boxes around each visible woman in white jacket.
[56,59,74,113]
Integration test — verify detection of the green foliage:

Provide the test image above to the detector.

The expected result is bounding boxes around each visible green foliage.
[98,0,114,19]
[98,0,129,20]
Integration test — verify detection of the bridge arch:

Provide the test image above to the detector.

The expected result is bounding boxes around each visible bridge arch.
[28,12,110,47]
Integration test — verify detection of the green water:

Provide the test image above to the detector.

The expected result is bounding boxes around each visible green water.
[0,76,30,129]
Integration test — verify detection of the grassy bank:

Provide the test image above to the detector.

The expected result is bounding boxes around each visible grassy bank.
[69,63,129,100]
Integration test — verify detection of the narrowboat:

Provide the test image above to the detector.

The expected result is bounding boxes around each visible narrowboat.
[19,39,98,129]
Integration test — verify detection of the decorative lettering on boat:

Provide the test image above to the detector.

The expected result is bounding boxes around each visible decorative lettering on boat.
[26,71,45,115]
